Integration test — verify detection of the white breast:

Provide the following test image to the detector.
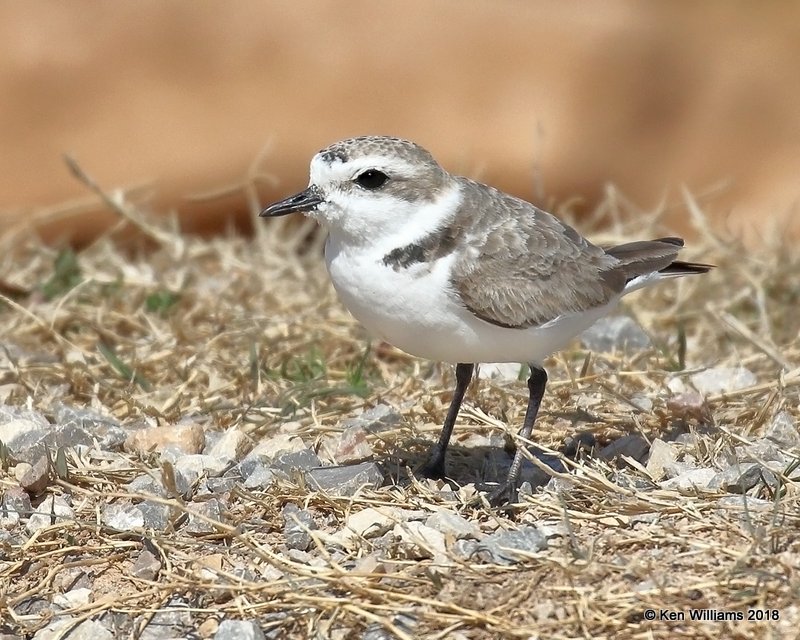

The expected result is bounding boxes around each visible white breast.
[324,234,620,366]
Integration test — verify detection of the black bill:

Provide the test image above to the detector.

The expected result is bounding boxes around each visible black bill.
[259,186,324,217]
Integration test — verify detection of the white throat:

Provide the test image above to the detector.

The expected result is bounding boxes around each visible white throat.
[321,180,463,251]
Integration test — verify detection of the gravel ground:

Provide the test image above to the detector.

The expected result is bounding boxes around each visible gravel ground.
[0,188,798,639]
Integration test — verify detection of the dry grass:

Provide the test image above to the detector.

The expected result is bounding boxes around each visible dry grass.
[0,171,799,639]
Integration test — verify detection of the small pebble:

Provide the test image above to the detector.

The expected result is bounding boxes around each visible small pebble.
[332,425,374,464]
[339,404,402,433]
[580,315,651,353]
[102,502,145,531]
[425,509,480,540]
[283,503,317,551]
[53,587,93,610]
[765,411,800,449]
[690,366,756,395]
[126,423,205,456]
[394,521,447,559]
[131,548,162,581]
[205,428,253,462]
[270,448,322,473]
[305,462,384,496]
[475,526,547,564]
[26,495,74,534]
[645,438,679,481]
[659,467,716,490]
[186,498,224,534]
[139,501,173,531]
[214,620,266,640]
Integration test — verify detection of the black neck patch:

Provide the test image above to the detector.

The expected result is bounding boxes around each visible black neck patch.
[382,223,463,270]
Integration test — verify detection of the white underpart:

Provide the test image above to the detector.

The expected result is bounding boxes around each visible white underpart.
[321,180,625,365]
[308,150,679,366]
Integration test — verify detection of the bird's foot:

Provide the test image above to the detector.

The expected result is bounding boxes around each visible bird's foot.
[419,444,447,480]
[486,481,520,508]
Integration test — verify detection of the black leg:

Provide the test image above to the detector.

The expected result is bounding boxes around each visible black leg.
[421,362,474,479]
[491,365,548,504]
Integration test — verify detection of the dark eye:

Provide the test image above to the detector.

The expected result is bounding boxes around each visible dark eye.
[355,169,388,190]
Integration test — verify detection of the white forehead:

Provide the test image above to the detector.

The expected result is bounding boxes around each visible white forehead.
[309,153,417,186]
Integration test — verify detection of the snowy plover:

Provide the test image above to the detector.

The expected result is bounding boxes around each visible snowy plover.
[261,136,711,501]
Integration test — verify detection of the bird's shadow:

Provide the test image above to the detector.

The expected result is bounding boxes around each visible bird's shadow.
[380,431,598,494]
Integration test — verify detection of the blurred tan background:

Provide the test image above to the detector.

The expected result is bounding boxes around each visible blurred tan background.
[1,1,799,245]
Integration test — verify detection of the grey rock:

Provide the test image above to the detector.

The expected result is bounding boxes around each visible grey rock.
[102,502,145,531]
[52,587,92,610]
[667,391,711,422]
[207,475,240,494]
[305,462,384,496]
[10,423,97,464]
[283,503,317,551]
[476,526,547,564]
[334,506,408,543]
[242,463,278,490]
[709,463,777,493]
[15,455,50,494]
[0,405,49,427]
[332,425,374,464]
[14,595,51,617]
[659,467,716,490]
[716,495,773,512]
[612,472,655,491]
[205,428,252,462]
[477,362,526,381]
[136,598,193,640]
[545,476,577,494]
[765,411,800,449]
[139,501,173,531]
[646,438,679,481]
[173,454,230,495]
[362,614,418,640]
[425,509,480,540]
[53,404,127,450]
[690,366,756,396]
[245,434,307,461]
[739,438,789,464]
[0,424,49,464]
[30,618,76,640]
[452,538,480,559]
[131,549,161,581]
[63,619,113,640]
[126,473,167,498]
[394,521,447,558]
[270,448,322,473]
[1,485,31,528]
[340,404,402,433]
[629,394,653,412]
[186,498,223,534]
[215,620,266,640]
[26,495,74,533]
[580,315,651,353]
[0,418,45,447]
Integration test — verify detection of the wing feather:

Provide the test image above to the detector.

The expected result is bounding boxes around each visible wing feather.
[450,179,622,329]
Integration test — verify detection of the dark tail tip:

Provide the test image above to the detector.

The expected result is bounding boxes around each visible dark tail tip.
[660,260,715,276]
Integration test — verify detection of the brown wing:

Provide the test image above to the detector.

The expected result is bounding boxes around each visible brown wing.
[450,179,624,329]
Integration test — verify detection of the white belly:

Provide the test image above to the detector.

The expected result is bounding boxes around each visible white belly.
[325,236,619,365]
